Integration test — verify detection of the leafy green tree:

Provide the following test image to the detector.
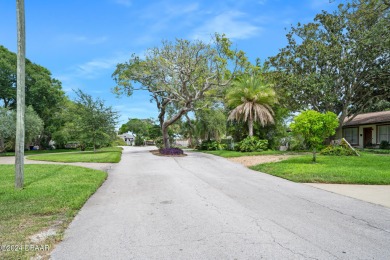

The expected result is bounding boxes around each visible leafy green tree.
[119,118,160,140]
[50,99,79,148]
[268,0,390,137]
[112,35,249,148]
[0,45,66,147]
[226,74,277,136]
[72,90,118,152]
[254,106,290,149]
[0,46,17,108]
[290,110,339,162]
[0,106,43,153]
[0,108,15,153]
[195,107,227,141]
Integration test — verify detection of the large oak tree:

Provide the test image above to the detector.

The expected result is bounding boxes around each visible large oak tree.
[0,45,66,147]
[268,0,389,136]
[112,35,248,148]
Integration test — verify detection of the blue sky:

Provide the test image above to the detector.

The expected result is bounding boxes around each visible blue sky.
[1,0,338,127]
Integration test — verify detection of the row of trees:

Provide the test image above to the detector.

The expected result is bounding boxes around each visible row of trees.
[0,45,118,153]
[1,45,66,148]
[113,0,389,150]
[54,90,118,152]
[118,70,285,150]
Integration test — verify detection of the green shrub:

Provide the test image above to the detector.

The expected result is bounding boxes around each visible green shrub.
[289,135,307,151]
[112,136,127,146]
[134,135,144,146]
[154,136,164,149]
[379,140,390,149]
[320,145,356,156]
[187,138,199,148]
[235,136,268,152]
[320,139,358,156]
[221,138,234,150]
[197,140,226,150]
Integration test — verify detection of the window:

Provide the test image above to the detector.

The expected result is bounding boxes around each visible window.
[378,125,390,143]
[344,128,358,144]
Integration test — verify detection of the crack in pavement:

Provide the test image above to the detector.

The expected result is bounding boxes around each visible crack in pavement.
[174,157,332,259]
[296,195,390,234]
[249,216,328,260]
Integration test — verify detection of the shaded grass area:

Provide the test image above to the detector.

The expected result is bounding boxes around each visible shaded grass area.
[251,152,390,184]
[0,164,107,259]
[200,149,305,158]
[27,147,122,163]
[359,148,390,155]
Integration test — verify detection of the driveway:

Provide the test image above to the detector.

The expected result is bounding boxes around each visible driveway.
[51,146,390,259]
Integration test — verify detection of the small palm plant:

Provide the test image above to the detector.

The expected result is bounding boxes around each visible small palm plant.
[226,75,277,136]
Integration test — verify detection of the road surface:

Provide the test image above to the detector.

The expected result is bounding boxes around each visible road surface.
[51,146,390,259]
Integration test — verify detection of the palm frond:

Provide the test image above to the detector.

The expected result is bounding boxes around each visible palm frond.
[226,74,276,127]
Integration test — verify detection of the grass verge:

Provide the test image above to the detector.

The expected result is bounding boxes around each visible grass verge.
[1,149,79,157]
[200,149,304,158]
[27,147,122,163]
[0,164,107,259]
[251,152,390,184]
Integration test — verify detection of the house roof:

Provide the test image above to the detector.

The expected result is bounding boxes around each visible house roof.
[343,111,390,126]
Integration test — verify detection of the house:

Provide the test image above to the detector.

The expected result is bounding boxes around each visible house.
[342,111,390,148]
[118,132,136,146]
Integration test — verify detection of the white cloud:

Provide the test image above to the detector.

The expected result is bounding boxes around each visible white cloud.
[191,11,261,41]
[53,54,129,95]
[114,0,132,7]
[55,34,108,45]
[74,55,126,79]
[165,2,199,16]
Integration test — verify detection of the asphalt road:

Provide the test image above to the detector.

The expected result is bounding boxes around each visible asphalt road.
[51,146,390,260]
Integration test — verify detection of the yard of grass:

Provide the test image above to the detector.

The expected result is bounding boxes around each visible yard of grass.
[0,149,79,157]
[0,164,107,259]
[27,146,122,163]
[251,152,390,184]
[200,149,304,158]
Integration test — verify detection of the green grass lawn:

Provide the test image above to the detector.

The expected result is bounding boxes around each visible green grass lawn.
[0,164,107,259]
[27,146,122,163]
[0,149,79,157]
[251,152,390,184]
[200,149,305,158]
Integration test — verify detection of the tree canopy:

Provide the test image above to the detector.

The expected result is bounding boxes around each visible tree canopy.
[268,0,390,136]
[0,106,43,153]
[119,118,160,140]
[0,45,66,146]
[291,110,339,162]
[71,90,118,152]
[112,35,249,148]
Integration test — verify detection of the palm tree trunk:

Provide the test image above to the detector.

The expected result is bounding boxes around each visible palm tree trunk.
[248,119,254,137]
[15,0,25,189]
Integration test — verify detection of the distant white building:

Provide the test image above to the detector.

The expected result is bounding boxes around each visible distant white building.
[118,132,136,146]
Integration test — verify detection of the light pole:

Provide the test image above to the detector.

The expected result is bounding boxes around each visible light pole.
[15,0,25,189]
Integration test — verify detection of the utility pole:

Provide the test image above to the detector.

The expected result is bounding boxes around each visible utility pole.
[15,0,25,189]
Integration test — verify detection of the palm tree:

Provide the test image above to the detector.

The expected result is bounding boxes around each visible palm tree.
[226,75,276,137]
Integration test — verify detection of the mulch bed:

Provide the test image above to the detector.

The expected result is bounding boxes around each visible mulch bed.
[149,150,187,157]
